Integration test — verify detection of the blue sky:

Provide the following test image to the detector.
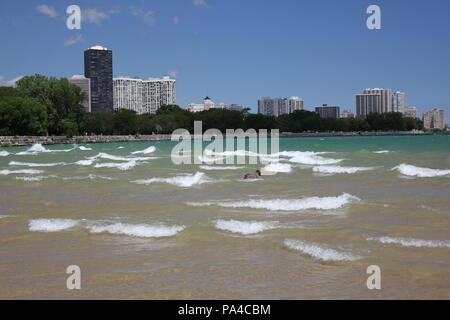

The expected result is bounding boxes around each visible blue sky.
[0,0,449,122]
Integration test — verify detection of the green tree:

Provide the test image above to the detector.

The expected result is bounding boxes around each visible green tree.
[0,96,48,135]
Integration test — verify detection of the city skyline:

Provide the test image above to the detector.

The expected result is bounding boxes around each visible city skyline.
[0,0,449,122]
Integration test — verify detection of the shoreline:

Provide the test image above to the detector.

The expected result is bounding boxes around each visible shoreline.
[0,130,441,147]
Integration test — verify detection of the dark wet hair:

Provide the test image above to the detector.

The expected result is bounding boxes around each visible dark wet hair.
[255,170,261,176]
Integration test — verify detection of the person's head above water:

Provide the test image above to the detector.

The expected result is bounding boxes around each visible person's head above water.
[244,170,262,179]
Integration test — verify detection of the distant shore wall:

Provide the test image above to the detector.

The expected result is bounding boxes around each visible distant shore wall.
[0,131,437,147]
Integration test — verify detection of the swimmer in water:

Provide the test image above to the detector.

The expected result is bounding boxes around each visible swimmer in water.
[244,170,261,179]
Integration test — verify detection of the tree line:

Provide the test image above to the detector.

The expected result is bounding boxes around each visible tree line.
[0,74,424,136]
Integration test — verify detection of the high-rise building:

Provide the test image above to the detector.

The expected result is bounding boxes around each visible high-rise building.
[356,88,393,116]
[113,76,176,114]
[142,76,176,114]
[68,75,91,112]
[289,96,304,113]
[392,91,405,113]
[423,109,445,130]
[315,104,340,119]
[258,97,304,116]
[84,46,113,112]
[403,106,418,118]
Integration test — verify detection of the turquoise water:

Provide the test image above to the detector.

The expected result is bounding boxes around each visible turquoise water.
[0,134,449,299]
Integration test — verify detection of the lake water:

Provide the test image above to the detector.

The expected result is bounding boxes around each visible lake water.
[0,135,449,299]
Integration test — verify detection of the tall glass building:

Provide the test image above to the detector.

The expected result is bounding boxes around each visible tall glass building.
[84,46,113,112]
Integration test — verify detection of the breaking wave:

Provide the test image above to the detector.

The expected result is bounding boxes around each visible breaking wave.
[284,239,361,261]
[88,152,155,162]
[368,236,450,248]
[9,161,66,167]
[188,193,360,211]
[87,222,185,238]
[262,162,292,173]
[131,146,156,154]
[0,169,44,175]
[373,150,390,154]
[280,151,343,165]
[312,165,375,174]
[393,164,450,178]
[94,160,137,170]
[0,150,10,157]
[78,146,92,151]
[74,159,95,166]
[214,219,278,235]
[62,174,113,180]
[16,175,56,181]
[16,143,76,155]
[29,219,79,232]
[133,172,208,187]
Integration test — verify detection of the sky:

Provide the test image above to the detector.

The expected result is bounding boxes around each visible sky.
[0,0,449,122]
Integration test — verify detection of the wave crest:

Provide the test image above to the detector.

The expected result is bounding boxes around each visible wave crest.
[29,219,79,232]
[87,222,185,238]
[284,239,361,261]
[133,172,208,187]
[368,236,450,248]
[214,219,278,235]
[188,193,359,211]
[393,164,450,177]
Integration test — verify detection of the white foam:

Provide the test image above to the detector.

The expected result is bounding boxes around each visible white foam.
[16,143,76,155]
[0,169,44,175]
[312,165,375,174]
[88,152,155,162]
[16,175,55,181]
[214,219,278,235]
[262,162,292,173]
[188,193,360,211]
[74,159,95,166]
[9,161,65,167]
[0,150,10,157]
[29,219,79,232]
[199,165,245,170]
[78,146,92,151]
[284,239,361,261]
[94,160,137,170]
[281,151,342,165]
[374,150,390,154]
[87,222,185,238]
[393,164,450,178]
[368,236,450,248]
[62,174,113,180]
[133,172,208,187]
[131,146,156,154]
[117,146,124,149]
[0,215,11,219]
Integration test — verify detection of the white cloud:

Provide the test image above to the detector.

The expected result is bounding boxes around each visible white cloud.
[0,76,24,87]
[64,34,83,46]
[36,4,58,18]
[168,71,179,78]
[193,0,207,6]
[172,16,180,24]
[82,8,109,24]
[129,6,155,25]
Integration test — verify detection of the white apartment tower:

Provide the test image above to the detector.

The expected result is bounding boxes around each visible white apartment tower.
[356,88,407,116]
[392,91,405,113]
[258,97,304,116]
[113,76,176,114]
